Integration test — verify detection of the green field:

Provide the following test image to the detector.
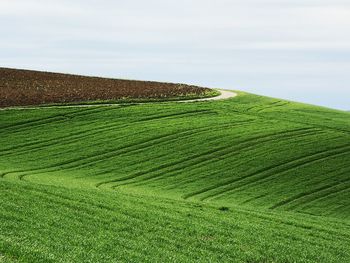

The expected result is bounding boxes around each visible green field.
[1,91,350,262]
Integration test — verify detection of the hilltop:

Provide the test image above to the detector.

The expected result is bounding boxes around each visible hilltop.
[0,68,216,107]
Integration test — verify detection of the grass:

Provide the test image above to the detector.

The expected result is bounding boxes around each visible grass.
[0,91,350,262]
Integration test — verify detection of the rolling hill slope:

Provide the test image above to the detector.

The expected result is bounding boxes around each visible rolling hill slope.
[1,76,350,262]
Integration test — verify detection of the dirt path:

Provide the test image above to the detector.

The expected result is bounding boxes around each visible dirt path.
[0,89,237,110]
[181,89,237,102]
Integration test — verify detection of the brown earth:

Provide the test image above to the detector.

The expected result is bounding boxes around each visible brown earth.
[0,68,213,107]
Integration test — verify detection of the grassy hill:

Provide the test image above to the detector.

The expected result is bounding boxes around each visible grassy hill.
[0,75,350,262]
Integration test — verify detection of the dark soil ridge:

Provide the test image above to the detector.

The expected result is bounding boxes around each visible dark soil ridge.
[0,67,214,107]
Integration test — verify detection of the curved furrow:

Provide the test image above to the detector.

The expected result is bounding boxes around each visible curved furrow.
[55,121,228,171]
[256,101,290,113]
[217,151,350,202]
[0,108,216,160]
[145,130,322,190]
[98,140,244,188]
[199,145,350,201]
[285,184,350,212]
[289,183,350,212]
[239,193,269,205]
[236,107,350,135]
[270,169,350,210]
[300,187,350,211]
[0,107,105,134]
[105,128,320,189]
[180,130,327,200]
[2,109,222,180]
[1,127,139,180]
[248,100,280,113]
[2,130,178,180]
[0,107,127,155]
[244,105,259,112]
[119,130,324,190]
[0,108,81,129]
[0,108,214,155]
[95,142,231,187]
[204,149,350,202]
[14,124,223,181]
[0,120,108,157]
[183,141,347,201]
[136,109,216,122]
[162,130,327,191]
[244,100,289,113]
[0,108,209,151]
[237,162,350,206]
[1,117,143,158]
[73,120,257,180]
[87,120,255,179]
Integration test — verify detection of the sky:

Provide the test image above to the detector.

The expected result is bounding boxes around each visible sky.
[1,0,350,110]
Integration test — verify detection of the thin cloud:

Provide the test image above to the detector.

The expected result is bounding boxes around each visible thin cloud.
[1,0,349,109]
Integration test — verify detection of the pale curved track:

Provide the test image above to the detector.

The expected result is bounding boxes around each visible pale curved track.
[0,89,237,110]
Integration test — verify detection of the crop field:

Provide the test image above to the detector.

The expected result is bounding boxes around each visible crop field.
[0,68,216,107]
[1,79,350,262]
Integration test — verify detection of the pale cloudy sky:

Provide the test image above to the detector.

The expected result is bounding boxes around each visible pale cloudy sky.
[1,0,350,110]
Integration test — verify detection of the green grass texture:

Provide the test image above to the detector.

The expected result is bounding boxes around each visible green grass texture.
[1,91,350,262]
